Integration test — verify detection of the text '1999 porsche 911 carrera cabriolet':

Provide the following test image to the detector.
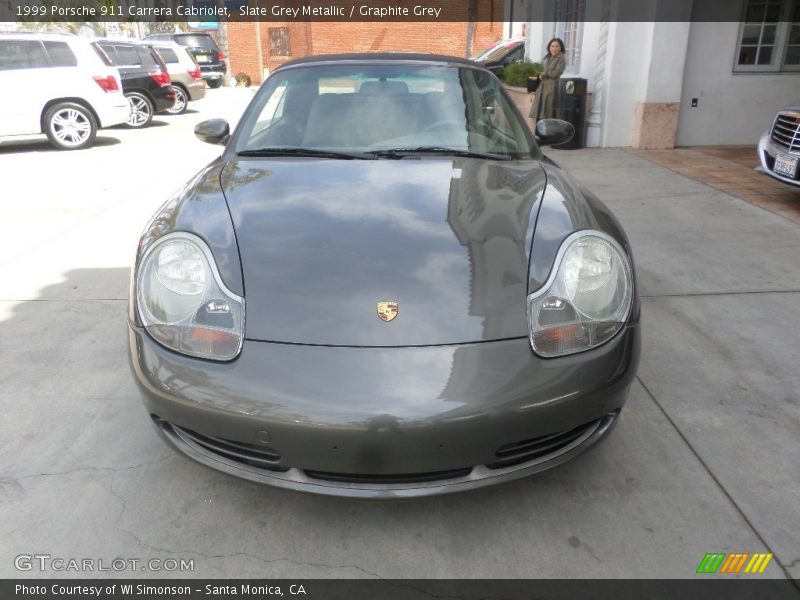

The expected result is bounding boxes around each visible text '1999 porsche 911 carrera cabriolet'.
[128,53,640,498]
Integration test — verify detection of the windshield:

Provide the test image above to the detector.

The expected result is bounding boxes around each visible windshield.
[234,63,536,159]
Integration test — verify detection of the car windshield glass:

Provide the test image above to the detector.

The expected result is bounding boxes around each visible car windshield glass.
[174,35,217,50]
[235,63,536,159]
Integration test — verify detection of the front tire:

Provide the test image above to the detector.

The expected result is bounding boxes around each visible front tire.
[126,92,153,128]
[165,86,188,115]
[44,102,97,150]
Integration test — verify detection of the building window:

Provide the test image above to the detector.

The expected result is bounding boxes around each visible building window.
[554,0,585,71]
[735,0,800,71]
[268,27,290,57]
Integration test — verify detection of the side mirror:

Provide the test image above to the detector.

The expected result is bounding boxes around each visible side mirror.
[535,119,575,146]
[195,119,230,146]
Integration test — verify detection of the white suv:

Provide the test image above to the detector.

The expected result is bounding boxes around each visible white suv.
[0,33,130,150]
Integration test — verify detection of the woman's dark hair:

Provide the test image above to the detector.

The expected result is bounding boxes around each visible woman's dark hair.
[544,37,566,59]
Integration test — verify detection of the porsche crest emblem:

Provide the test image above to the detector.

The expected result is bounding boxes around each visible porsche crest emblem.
[376,301,398,322]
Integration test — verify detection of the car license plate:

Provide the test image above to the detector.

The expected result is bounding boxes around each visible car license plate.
[774,152,798,178]
[196,55,210,63]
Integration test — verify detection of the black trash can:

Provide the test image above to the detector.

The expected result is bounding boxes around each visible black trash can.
[554,77,587,150]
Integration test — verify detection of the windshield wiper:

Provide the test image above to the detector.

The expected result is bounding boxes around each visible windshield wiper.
[237,147,374,160]
[368,147,514,160]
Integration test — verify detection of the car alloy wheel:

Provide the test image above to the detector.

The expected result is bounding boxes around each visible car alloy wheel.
[126,92,154,128]
[165,86,188,115]
[44,102,97,150]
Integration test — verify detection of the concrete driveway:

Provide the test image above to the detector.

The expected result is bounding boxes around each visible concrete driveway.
[0,88,798,580]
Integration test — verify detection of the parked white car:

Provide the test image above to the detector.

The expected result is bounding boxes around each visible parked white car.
[0,32,129,150]
[150,41,206,115]
[758,104,800,188]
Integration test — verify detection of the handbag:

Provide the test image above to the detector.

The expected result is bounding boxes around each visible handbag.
[527,76,541,93]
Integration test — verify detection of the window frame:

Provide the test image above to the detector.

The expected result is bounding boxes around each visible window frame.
[268,27,291,57]
[553,0,585,73]
[733,0,800,73]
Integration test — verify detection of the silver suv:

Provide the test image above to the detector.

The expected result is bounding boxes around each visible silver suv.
[145,33,226,89]
[151,41,206,115]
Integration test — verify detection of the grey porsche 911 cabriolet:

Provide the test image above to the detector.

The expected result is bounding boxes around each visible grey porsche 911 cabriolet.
[128,53,640,498]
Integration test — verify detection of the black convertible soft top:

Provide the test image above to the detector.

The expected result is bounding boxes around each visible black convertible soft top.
[275,52,481,71]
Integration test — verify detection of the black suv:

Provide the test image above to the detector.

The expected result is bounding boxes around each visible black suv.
[93,40,175,128]
[145,33,226,88]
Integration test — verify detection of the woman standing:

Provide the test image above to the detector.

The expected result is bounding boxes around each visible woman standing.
[529,38,567,122]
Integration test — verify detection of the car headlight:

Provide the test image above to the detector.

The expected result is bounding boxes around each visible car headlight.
[528,230,632,357]
[136,232,244,361]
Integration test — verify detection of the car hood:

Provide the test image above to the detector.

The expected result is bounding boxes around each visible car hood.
[220,158,545,346]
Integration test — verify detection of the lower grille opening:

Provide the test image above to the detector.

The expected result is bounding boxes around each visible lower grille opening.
[166,421,288,472]
[304,467,473,485]
[486,418,602,470]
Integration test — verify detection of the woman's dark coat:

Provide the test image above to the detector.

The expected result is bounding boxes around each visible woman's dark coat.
[529,52,566,120]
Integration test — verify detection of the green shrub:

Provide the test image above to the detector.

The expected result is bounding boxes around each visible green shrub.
[502,61,544,87]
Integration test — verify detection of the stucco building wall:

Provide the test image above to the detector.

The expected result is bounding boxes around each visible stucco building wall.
[524,0,798,148]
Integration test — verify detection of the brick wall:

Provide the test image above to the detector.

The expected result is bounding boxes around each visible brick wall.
[228,3,504,84]
[226,23,262,84]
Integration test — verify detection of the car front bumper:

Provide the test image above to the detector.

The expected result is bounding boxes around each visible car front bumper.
[128,318,640,498]
[758,132,800,188]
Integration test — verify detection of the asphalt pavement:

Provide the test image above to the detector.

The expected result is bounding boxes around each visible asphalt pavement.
[0,88,798,580]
